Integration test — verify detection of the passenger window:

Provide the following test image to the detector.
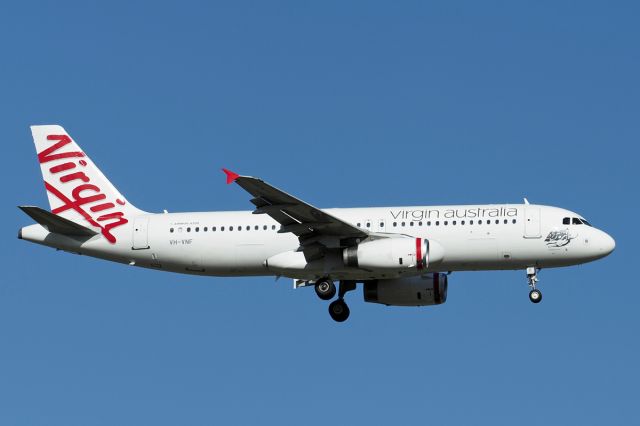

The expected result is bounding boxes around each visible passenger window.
[512,219,517,224]
[563,217,571,225]
[444,221,448,226]
[503,219,508,224]
[272,225,276,230]
[263,225,267,230]
[170,228,174,233]
[204,227,208,232]
[380,222,384,227]
[401,222,406,227]
[461,220,465,225]
[418,221,422,226]
[470,220,474,225]
[255,225,259,230]
[357,223,361,227]
[187,227,191,232]
[427,221,431,226]
[393,222,397,227]
[195,227,199,232]
[229,226,233,231]
[213,227,217,232]
[478,220,482,225]
[409,222,414,227]
[366,223,371,228]
[221,226,225,231]
[435,221,440,226]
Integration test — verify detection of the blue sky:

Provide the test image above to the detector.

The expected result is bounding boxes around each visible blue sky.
[1,1,638,424]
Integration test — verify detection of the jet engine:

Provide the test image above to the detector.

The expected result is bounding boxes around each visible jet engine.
[363,273,448,306]
[343,237,444,271]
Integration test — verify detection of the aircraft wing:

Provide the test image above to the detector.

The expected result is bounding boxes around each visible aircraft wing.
[222,169,368,244]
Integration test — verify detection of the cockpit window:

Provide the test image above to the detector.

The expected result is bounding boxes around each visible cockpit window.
[569,217,593,226]
[565,216,592,226]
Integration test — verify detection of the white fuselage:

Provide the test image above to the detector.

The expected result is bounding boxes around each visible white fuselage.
[19,125,617,321]
[19,203,615,281]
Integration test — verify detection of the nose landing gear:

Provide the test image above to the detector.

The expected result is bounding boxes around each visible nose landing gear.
[527,267,542,304]
[529,288,542,303]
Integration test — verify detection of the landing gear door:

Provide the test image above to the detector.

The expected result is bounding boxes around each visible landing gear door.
[132,216,150,249]
[524,207,541,239]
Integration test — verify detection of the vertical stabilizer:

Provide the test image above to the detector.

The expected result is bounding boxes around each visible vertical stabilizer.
[30,125,145,244]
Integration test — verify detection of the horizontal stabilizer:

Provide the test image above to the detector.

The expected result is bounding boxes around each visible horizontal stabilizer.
[18,206,98,237]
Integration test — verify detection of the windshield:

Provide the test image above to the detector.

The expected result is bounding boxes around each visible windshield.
[564,217,592,226]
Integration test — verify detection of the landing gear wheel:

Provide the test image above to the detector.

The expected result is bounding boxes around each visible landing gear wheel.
[529,289,542,304]
[315,279,336,300]
[328,299,350,322]
[526,267,542,304]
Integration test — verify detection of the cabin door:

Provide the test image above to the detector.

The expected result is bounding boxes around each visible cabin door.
[523,207,541,239]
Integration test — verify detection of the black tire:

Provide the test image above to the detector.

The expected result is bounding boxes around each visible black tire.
[315,279,336,301]
[529,289,542,304]
[328,299,350,322]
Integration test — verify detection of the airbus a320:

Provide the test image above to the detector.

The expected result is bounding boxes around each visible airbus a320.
[18,125,615,322]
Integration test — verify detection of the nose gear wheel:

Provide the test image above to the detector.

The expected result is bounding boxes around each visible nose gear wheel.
[526,267,542,304]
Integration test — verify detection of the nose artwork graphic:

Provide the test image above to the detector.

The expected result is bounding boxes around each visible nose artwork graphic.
[544,229,576,247]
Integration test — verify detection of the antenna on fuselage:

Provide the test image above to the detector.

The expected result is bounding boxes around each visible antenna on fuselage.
[524,198,530,205]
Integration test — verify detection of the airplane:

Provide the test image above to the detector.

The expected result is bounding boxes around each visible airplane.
[18,125,616,322]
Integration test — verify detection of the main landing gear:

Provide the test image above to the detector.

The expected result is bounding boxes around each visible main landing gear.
[315,278,356,322]
[328,299,350,322]
[314,278,336,300]
[527,267,542,304]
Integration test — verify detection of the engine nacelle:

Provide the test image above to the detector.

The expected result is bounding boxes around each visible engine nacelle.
[343,237,443,271]
[363,273,448,306]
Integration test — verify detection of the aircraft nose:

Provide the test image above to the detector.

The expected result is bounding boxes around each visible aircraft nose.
[599,231,616,256]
